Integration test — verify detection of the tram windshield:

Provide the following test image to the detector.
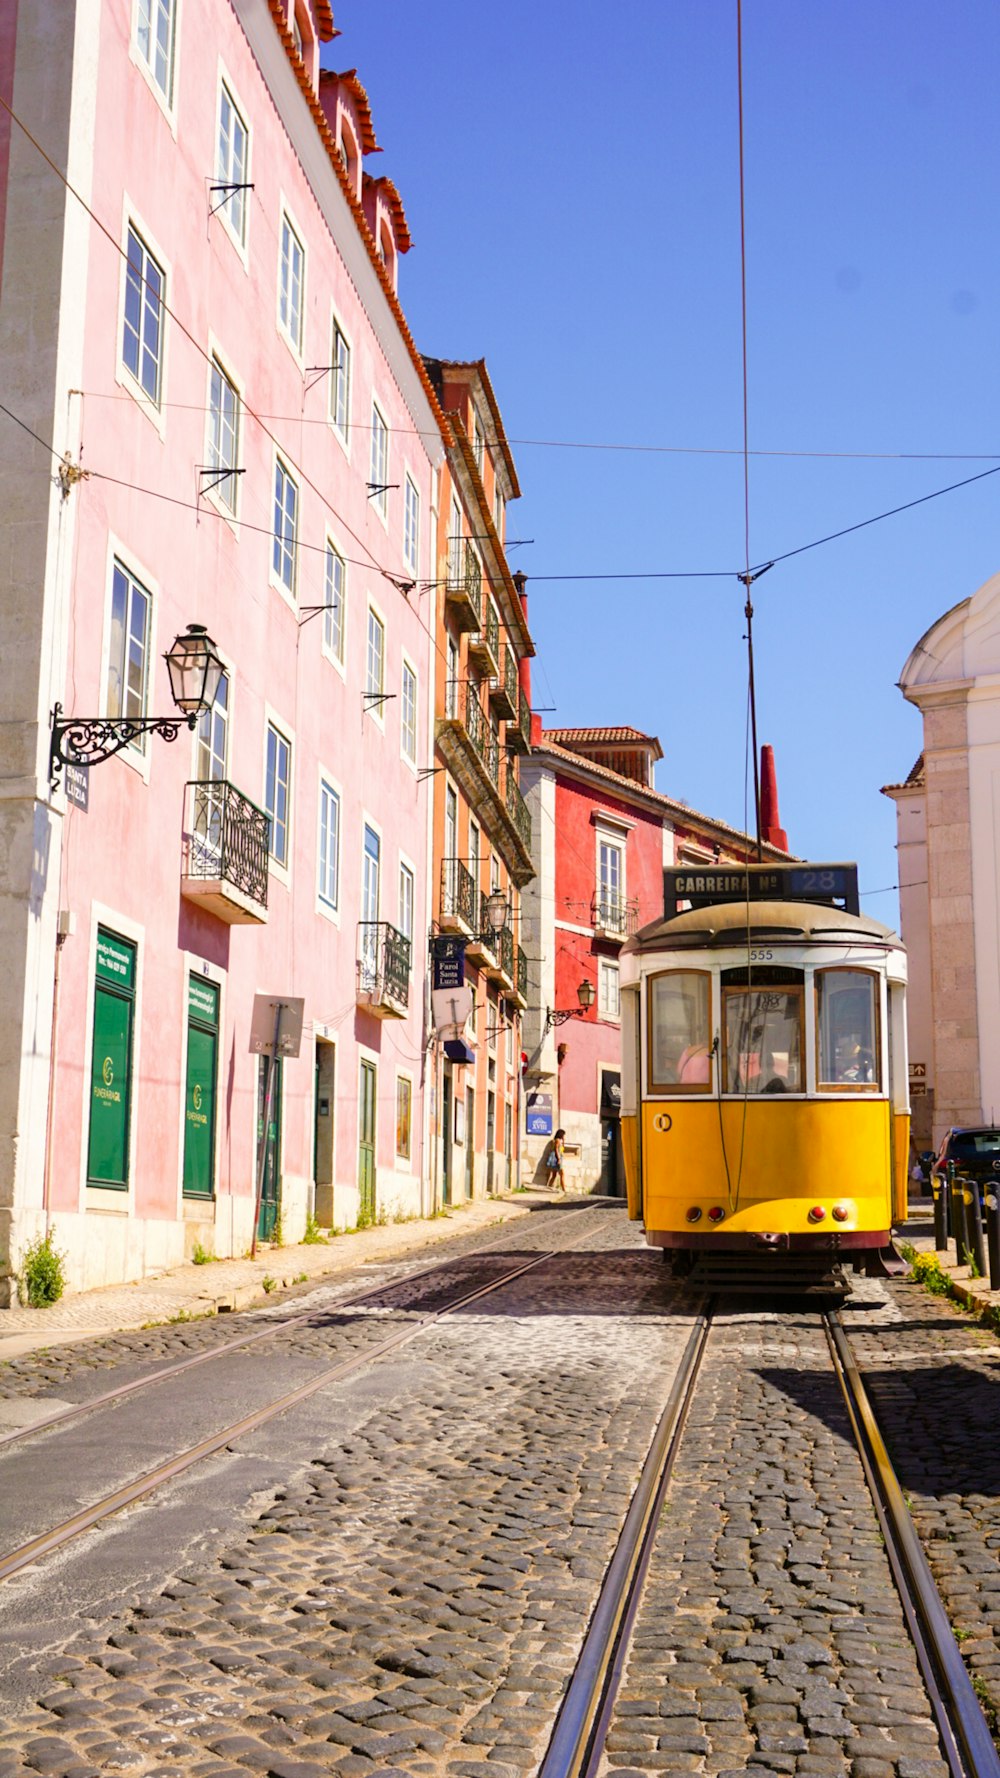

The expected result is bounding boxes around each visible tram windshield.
[648,971,711,1091]
[816,970,879,1089]
[723,987,803,1094]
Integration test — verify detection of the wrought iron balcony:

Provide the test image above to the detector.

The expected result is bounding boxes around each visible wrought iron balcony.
[440,857,476,934]
[440,680,500,790]
[490,645,518,721]
[513,945,529,1008]
[468,594,499,678]
[504,764,532,854]
[181,779,269,925]
[507,685,532,755]
[445,542,482,633]
[467,888,498,966]
[591,893,640,941]
[357,921,410,1018]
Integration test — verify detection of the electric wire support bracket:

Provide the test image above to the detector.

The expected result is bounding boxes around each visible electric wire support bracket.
[57,453,89,500]
[366,481,398,501]
[416,765,443,782]
[209,181,254,217]
[197,465,245,501]
[363,692,395,711]
[304,364,337,395]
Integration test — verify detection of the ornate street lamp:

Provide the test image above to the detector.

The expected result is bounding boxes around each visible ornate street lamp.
[545,977,596,1032]
[49,624,224,792]
[482,889,509,939]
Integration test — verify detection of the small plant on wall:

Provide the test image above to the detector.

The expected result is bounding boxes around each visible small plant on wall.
[18,1229,68,1308]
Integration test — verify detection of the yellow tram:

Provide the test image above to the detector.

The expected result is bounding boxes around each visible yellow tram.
[619,864,910,1285]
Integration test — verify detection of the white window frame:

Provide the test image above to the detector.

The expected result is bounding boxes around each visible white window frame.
[369,398,389,524]
[277,200,306,361]
[400,655,418,767]
[329,311,352,449]
[403,473,420,575]
[599,959,621,1022]
[264,715,293,881]
[365,603,385,720]
[131,0,178,118]
[105,556,152,753]
[317,769,342,922]
[446,635,459,718]
[596,826,626,925]
[99,536,160,785]
[322,537,346,674]
[118,212,169,425]
[214,72,251,262]
[473,409,485,473]
[398,857,415,951]
[271,454,299,604]
[205,350,242,519]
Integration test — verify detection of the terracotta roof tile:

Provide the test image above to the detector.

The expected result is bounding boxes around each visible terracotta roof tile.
[544,725,663,757]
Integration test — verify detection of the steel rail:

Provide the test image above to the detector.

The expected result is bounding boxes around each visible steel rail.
[0,1201,605,1453]
[538,1305,712,1778]
[825,1313,1000,1778]
[0,1223,604,1586]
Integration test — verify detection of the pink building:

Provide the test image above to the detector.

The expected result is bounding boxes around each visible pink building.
[521,726,788,1191]
[0,0,450,1294]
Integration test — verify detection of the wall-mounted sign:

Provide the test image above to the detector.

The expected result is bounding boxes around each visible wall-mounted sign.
[909,1062,927,1080]
[431,936,466,990]
[65,762,89,812]
[526,1090,553,1136]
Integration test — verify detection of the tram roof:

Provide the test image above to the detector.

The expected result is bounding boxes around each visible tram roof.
[624,900,901,952]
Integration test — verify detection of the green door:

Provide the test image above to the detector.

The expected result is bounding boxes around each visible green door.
[256,1054,282,1241]
[358,1059,376,1221]
[183,977,219,1198]
[87,930,136,1189]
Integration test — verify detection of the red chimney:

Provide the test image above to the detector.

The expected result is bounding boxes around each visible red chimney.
[759,744,788,852]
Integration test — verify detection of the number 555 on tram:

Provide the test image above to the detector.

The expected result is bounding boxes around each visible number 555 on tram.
[618,864,910,1283]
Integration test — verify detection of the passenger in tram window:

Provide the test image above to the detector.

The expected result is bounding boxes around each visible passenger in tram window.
[677,1043,710,1084]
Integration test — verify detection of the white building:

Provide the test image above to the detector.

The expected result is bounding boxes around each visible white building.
[884,572,1000,1147]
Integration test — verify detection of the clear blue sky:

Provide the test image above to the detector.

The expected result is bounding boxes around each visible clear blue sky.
[328,2,999,919]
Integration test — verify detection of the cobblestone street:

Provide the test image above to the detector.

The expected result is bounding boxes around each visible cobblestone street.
[2,1210,1000,1778]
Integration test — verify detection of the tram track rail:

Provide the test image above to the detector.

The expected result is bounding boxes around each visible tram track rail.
[0,1199,605,1455]
[539,1301,1000,1778]
[0,1204,609,1587]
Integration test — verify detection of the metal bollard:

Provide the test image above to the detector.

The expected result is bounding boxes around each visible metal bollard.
[932,1171,948,1252]
[963,1181,988,1279]
[948,1162,965,1262]
[986,1191,1000,1292]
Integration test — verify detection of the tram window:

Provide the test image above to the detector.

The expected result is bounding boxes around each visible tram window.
[648,971,711,1092]
[817,970,879,1089]
[723,987,803,1094]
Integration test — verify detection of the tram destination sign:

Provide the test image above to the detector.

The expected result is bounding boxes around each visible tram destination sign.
[664,862,859,918]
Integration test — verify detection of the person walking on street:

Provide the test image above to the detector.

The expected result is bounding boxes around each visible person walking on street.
[547,1128,567,1192]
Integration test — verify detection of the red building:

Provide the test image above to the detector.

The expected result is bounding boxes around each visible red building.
[520,726,789,1191]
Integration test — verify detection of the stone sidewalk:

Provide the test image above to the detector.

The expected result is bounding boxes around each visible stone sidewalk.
[904,1191,1000,1316]
[0,1189,559,1361]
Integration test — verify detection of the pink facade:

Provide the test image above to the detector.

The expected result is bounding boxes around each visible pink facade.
[0,0,448,1290]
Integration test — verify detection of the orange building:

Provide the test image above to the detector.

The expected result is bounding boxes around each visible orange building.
[423,360,534,1204]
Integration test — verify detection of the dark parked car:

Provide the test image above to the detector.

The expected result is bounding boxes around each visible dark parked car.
[932,1127,1000,1199]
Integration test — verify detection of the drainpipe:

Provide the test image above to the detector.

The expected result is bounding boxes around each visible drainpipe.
[42,926,69,1234]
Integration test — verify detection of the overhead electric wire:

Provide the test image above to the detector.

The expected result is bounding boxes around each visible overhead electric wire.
[71,391,1000,463]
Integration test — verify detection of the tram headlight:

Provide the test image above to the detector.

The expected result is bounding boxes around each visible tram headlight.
[686,1206,702,1223]
[808,1205,826,1223]
[707,1206,726,1224]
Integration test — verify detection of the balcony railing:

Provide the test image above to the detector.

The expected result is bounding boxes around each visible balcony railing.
[445,542,482,633]
[440,857,476,932]
[491,645,518,720]
[444,680,500,789]
[496,924,514,986]
[504,765,532,853]
[357,921,410,1017]
[514,945,528,1006]
[591,893,640,939]
[181,779,269,925]
[469,594,499,677]
[508,685,532,754]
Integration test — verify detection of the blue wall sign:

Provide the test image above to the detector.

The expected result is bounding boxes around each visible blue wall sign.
[526,1090,553,1136]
